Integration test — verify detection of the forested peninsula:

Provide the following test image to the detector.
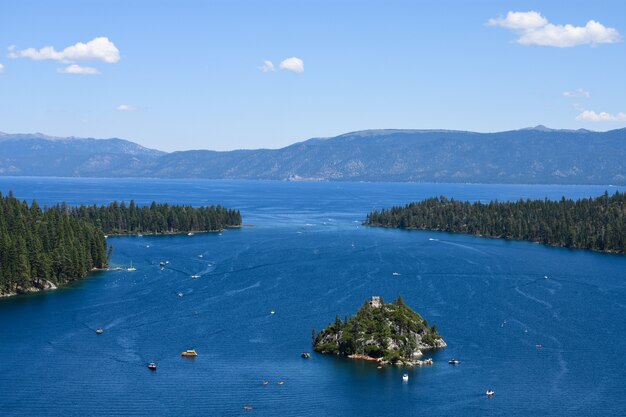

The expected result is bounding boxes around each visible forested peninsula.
[0,192,243,297]
[0,192,108,296]
[68,200,242,235]
[366,191,625,254]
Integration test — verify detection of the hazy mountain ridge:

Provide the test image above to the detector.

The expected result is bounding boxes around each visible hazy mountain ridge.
[0,127,624,184]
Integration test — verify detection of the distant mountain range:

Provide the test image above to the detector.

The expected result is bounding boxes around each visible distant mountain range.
[1,127,624,184]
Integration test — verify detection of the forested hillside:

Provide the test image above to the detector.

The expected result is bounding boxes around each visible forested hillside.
[0,193,242,296]
[366,191,626,253]
[0,192,108,295]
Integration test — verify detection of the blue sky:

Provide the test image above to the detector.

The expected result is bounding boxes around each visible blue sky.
[0,0,624,151]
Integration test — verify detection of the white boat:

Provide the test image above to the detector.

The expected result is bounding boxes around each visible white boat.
[191,275,200,278]
[177,292,184,297]
[198,254,203,258]
[486,390,494,396]
[270,310,275,315]
[392,272,401,276]
[187,232,194,236]
[402,373,409,382]
[127,261,136,271]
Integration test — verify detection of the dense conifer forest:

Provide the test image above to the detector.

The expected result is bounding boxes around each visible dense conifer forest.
[0,192,108,295]
[366,191,625,254]
[0,193,242,295]
[68,200,242,235]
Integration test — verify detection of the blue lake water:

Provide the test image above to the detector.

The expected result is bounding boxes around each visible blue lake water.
[0,177,625,416]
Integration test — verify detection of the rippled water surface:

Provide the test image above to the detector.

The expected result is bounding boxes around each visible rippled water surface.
[0,178,625,416]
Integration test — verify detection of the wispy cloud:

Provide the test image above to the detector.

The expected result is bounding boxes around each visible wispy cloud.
[57,64,100,75]
[576,109,626,122]
[563,88,590,98]
[279,57,304,73]
[116,104,136,111]
[488,11,621,47]
[9,37,120,63]
[259,60,275,72]
[0,63,4,74]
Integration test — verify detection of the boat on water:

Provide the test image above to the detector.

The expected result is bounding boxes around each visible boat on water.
[198,254,203,258]
[243,406,253,411]
[127,261,136,271]
[301,352,311,359]
[191,275,200,278]
[486,390,495,396]
[159,261,166,267]
[402,373,409,382]
[148,362,157,370]
[270,310,275,315]
[181,349,197,357]
[277,381,285,385]
[392,272,401,276]
[262,381,269,386]
[96,328,104,334]
[187,232,194,236]
[448,359,461,365]
[177,292,184,297]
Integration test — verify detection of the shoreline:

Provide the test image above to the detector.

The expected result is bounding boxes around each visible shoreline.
[365,224,625,256]
[103,225,243,238]
[0,267,109,300]
[346,353,435,367]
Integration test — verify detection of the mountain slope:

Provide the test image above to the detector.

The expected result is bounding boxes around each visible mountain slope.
[0,132,164,177]
[0,127,624,184]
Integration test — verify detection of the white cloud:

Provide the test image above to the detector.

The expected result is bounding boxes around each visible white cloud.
[488,11,621,47]
[0,63,4,74]
[488,11,547,30]
[279,57,304,73]
[57,64,100,75]
[259,60,275,72]
[563,88,590,98]
[576,109,626,122]
[8,37,120,63]
[116,104,136,111]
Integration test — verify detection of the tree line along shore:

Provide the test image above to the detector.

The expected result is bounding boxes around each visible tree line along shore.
[366,191,625,254]
[0,192,242,297]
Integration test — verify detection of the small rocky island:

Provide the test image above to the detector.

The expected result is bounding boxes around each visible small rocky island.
[313,296,446,366]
